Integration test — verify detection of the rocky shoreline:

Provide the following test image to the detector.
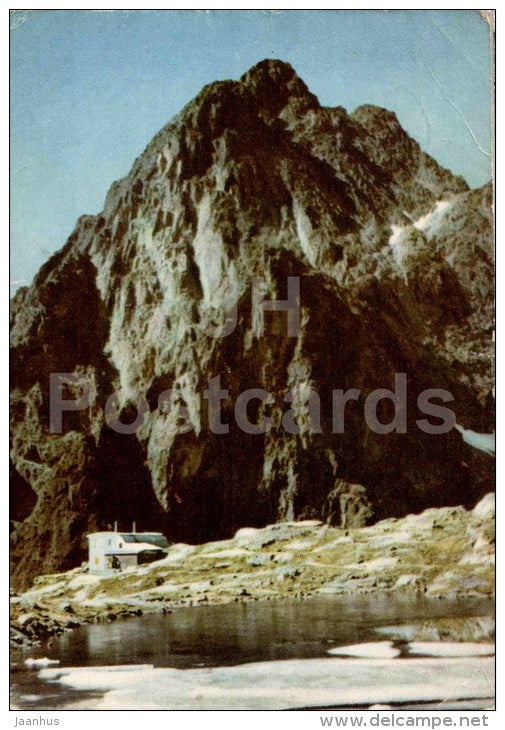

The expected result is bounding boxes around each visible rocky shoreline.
[10,494,494,649]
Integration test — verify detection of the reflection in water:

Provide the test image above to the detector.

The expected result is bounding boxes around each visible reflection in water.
[12,594,493,708]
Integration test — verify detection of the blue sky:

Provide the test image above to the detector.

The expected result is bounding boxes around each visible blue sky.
[10,9,493,290]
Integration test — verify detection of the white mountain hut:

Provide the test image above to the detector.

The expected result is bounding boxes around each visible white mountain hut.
[87,523,170,574]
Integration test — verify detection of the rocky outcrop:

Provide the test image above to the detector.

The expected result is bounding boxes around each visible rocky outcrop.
[10,59,494,588]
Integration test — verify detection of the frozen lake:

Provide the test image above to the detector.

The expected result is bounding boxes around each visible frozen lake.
[11,594,494,710]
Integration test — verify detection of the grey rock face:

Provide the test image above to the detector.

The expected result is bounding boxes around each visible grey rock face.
[10,60,494,588]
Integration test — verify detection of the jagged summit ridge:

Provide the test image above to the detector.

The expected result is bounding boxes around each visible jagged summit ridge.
[240,58,319,112]
[10,60,493,588]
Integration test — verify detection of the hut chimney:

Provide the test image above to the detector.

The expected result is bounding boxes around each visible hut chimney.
[132,521,136,533]
[114,521,117,533]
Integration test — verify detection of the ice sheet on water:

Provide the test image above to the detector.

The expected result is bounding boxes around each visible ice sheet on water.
[327,641,400,658]
[37,655,495,710]
[25,657,60,668]
[407,642,495,657]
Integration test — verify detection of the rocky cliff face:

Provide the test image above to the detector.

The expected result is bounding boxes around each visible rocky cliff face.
[10,60,494,589]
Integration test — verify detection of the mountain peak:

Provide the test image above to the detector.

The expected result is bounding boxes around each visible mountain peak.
[10,57,493,589]
[240,58,298,83]
[239,58,319,113]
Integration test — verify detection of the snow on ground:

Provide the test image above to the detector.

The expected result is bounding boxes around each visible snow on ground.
[456,424,495,454]
[38,655,495,710]
[388,224,408,266]
[388,200,454,270]
[407,642,495,658]
[327,641,400,659]
[413,200,453,238]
